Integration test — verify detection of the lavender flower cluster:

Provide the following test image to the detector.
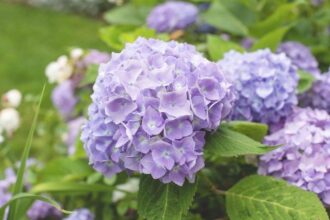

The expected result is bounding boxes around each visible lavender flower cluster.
[218,49,298,129]
[81,38,235,185]
[50,49,111,121]
[259,108,330,204]
[64,208,94,220]
[300,69,330,113]
[147,1,198,33]
[27,200,62,220]
[277,41,320,77]
[0,161,63,220]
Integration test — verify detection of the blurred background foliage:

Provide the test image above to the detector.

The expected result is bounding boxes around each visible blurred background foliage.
[1,0,330,219]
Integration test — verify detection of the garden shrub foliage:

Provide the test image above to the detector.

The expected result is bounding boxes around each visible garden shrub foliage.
[2,0,330,219]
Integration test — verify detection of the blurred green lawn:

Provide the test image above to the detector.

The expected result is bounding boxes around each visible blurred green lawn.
[0,2,107,160]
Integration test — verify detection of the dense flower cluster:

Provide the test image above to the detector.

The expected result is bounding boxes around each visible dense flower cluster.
[147,1,198,33]
[48,48,110,120]
[218,49,298,129]
[0,89,22,143]
[300,69,330,113]
[277,41,320,76]
[64,208,94,220]
[27,200,62,220]
[259,108,330,204]
[81,38,235,185]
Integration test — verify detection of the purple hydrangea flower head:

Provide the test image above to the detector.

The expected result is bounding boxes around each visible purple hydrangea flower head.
[147,1,198,33]
[82,50,111,66]
[259,107,330,204]
[64,208,94,220]
[300,69,330,113]
[218,49,298,129]
[51,80,77,121]
[27,200,62,220]
[81,37,235,185]
[277,41,320,77]
[65,117,86,155]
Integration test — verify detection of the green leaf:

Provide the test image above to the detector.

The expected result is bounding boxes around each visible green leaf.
[104,4,151,26]
[226,175,329,220]
[204,128,275,160]
[37,158,93,182]
[249,3,299,37]
[100,26,156,51]
[200,1,248,36]
[252,26,290,51]
[137,175,197,220]
[206,35,244,61]
[79,64,99,86]
[222,121,268,142]
[0,193,71,219]
[31,182,114,194]
[297,70,315,94]
[7,85,45,220]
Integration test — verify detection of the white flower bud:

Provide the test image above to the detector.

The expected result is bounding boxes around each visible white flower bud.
[45,55,73,84]
[70,48,84,60]
[2,89,22,108]
[0,108,20,135]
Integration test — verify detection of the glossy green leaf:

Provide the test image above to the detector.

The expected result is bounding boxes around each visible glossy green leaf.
[200,1,248,36]
[226,175,328,220]
[138,175,197,220]
[104,4,151,26]
[100,26,156,51]
[31,182,114,194]
[205,128,275,161]
[252,26,289,51]
[37,158,93,182]
[250,3,299,37]
[207,35,244,61]
[222,121,268,142]
[297,70,315,94]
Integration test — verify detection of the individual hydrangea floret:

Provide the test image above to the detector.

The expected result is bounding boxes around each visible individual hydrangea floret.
[277,41,320,77]
[27,200,62,220]
[300,69,330,113]
[64,208,94,220]
[147,1,198,33]
[259,108,330,204]
[81,38,234,185]
[218,49,298,129]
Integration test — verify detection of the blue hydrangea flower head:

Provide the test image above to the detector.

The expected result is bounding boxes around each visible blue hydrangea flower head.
[218,49,298,129]
[259,107,330,204]
[300,69,330,113]
[64,208,94,220]
[147,1,198,33]
[277,41,320,77]
[81,37,235,185]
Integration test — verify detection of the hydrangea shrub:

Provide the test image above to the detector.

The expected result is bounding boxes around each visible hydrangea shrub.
[300,69,330,113]
[81,38,235,185]
[147,1,198,33]
[218,49,298,130]
[259,108,330,204]
[277,41,320,76]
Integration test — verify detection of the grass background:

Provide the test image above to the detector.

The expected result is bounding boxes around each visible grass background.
[0,1,107,160]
